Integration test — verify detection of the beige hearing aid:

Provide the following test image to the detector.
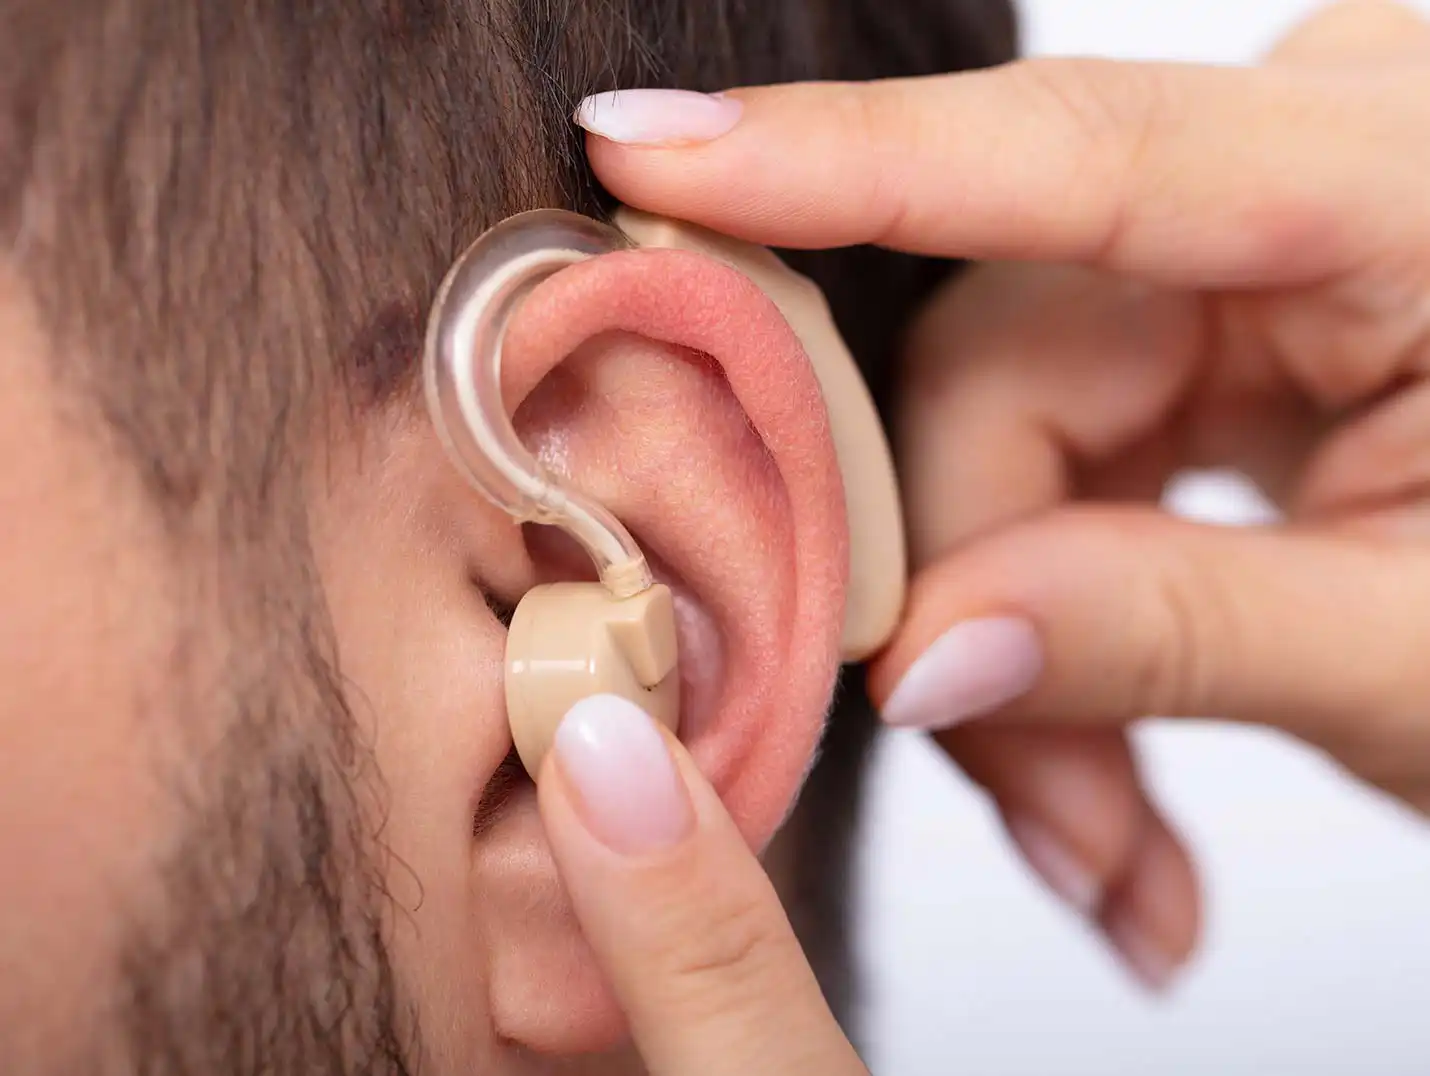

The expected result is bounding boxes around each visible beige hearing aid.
[424,207,906,779]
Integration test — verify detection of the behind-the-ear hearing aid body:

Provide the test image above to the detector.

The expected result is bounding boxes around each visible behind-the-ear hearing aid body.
[424,207,906,779]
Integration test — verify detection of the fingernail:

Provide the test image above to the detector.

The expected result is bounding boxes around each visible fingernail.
[1103,906,1180,994]
[574,89,744,146]
[1005,813,1100,915]
[553,694,694,855]
[881,617,1043,730]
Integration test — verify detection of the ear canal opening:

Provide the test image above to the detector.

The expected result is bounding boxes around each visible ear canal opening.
[424,208,654,599]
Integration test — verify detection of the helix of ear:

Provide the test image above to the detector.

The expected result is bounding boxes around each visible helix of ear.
[424,209,681,778]
[424,206,908,779]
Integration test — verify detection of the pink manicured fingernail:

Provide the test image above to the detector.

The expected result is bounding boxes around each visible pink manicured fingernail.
[881,617,1043,730]
[553,694,694,855]
[1104,906,1180,995]
[1006,813,1101,915]
[574,89,744,145]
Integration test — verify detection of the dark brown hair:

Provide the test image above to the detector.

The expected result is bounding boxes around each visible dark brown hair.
[0,0,1017,1062]
[1,0,1014,517]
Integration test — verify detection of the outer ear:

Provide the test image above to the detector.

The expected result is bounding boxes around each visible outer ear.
[436,209,909,781]
[495,244,860,1053]
[614,208,907,663]
[496,243,851,825]
[311,232,863,1060]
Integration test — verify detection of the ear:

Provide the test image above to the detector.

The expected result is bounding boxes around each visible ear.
[309,241,853,1061]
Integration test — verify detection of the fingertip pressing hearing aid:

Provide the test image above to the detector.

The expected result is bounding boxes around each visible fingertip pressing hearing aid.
[424,206,906,779]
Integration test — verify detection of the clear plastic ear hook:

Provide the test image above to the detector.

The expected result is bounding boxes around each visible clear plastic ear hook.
[424,209,653,599]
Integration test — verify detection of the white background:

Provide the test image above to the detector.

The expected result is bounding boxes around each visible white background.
[856,3,1430,1074]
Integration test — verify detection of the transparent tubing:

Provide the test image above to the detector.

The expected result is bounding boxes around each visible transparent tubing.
[424,209,653,599]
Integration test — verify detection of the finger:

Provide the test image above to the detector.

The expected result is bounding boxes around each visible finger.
[897,263,1206,988]
[896,261,1326,552]
[537,694,865,1076]
[1296,378,1430,524]
[944,724,1201,990]
[896,264,1204,989]
[579,60,1430,284]
[1095,799,1203,993]
[870,508,1430,750]
[896,262,1204,565]
[1269,0,1430,65]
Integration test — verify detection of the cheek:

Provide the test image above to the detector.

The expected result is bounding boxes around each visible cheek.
[309,427,520,1068]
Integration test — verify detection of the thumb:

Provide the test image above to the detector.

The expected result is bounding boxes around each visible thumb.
[869,508,1430,747]
[537,694,866,1076]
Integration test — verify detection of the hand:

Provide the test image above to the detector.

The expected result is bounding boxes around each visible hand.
[574,1,1430,990]
[538,694,867,1076]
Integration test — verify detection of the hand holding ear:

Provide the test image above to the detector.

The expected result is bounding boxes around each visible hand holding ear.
[575,0,1430,990]
[538,694,867,1076]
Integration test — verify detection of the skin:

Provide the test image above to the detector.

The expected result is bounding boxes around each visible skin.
[2,0,1013,1066]
[2,199,857,1073]
[540,1,1430,1069]
[7,4,1422,1071]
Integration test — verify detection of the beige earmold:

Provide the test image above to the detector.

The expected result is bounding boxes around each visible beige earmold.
[424,207,906,778]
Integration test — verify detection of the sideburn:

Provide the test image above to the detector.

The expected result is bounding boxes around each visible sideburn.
[111,490,417,1076]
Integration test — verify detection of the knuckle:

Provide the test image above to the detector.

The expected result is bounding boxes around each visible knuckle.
[855,85,920,246]
[1011,58,1166,167]
[1126,531,1230,718]
[1004,57,1171,259]
[659,883,791,1000]
[1011,57,1140,147]
[819,80,923,246]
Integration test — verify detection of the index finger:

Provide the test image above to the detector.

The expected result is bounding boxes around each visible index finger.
[538,694,866,1076]
[578,60,1430,285]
